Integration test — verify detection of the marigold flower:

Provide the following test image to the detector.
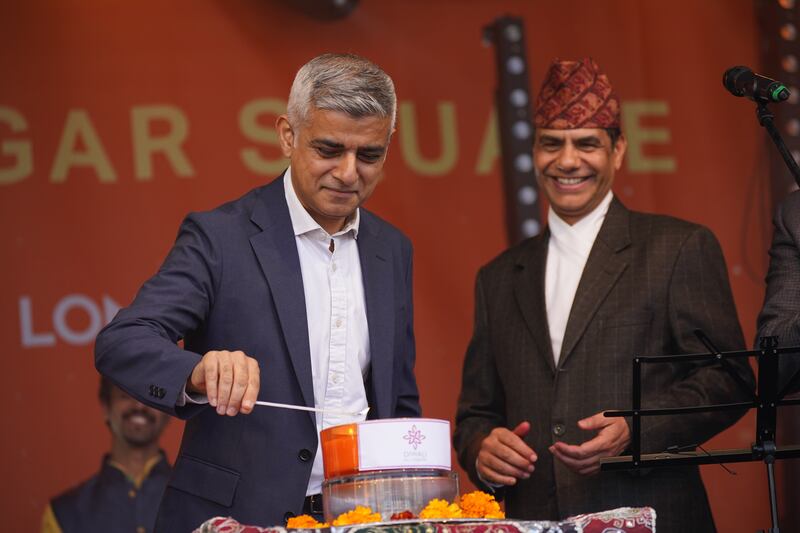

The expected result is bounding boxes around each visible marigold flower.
[419,498,463,519]
[483,509,506,519]
[286,514,329,528]
[458,491,504,519]
[332,505,382,526]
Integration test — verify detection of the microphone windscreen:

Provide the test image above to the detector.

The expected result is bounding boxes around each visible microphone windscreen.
[723,66,751,97]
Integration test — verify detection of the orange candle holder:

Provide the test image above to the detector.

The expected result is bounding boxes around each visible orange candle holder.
[320,423,359,479]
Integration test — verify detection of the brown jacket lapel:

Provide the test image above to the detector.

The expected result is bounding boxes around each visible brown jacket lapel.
[513,230,557,374]
[559,197,631,366]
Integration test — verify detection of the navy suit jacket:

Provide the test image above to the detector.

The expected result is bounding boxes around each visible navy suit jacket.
[95,175,421,530]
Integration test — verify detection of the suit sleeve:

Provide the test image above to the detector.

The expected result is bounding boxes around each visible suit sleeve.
[393,236,421,417]
[756,198,800,390]
[94,213,218,418]
[453,268,508,491]
[640,226,755,452]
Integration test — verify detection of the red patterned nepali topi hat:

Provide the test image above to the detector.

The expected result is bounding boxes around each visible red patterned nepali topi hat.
[533,57,620,129]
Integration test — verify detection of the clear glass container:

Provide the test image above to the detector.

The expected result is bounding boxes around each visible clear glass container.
[322,469,458,523]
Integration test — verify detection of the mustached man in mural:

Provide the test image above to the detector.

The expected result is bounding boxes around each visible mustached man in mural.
[42,376,171,533]
[96,53,420,530]
[453,57,755,533]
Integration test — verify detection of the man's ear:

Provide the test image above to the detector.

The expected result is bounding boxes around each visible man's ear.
[613,134,627,171]
[276,115,295,158]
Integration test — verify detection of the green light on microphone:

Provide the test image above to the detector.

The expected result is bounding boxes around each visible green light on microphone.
[772,84,791,102]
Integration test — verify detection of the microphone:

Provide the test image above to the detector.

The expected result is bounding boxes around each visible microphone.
[723,65,791,103]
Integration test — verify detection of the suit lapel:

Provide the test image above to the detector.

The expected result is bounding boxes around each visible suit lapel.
[358,212,394,419]
[249,177,315,425]
[559,198,631,367]
[514,232,557,375]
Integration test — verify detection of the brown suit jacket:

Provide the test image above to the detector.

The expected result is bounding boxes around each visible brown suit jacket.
[757,189,800,391]
[454,198,754,533]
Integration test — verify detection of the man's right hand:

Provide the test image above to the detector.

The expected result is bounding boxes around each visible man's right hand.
[476,421,538,486]
[188,350,260,416]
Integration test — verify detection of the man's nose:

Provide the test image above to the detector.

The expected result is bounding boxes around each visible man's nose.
[333,152,358,185]
[556,144,580,171]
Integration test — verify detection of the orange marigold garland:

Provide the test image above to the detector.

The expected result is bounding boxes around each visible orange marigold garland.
[302,491,503,527]
[286,514,329,528]
[459,491,505,519]
[418,498,463,519]
[332,505,382,526]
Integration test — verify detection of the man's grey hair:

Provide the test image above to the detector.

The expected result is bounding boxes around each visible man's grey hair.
[287,53,397,131]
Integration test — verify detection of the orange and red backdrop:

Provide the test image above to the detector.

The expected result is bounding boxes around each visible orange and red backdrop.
[0,0,784,530]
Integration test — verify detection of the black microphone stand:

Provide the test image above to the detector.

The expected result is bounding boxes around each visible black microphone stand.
[753,335,782,533]
[754,101,800,187]
[752,96,800,532]
[601,334,800,533]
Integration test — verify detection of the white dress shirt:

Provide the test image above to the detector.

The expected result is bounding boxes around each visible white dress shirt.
[283,168,371,495]
[545,191,613,365]
[477,191,614,489]
[176,170,371,494]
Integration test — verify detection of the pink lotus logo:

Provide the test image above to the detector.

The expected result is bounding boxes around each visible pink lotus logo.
[403,424,426,450]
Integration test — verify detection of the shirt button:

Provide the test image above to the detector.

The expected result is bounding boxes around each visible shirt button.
[298,448,312,462]
[335,318,342,328]
[137,527,146,533]
[552,423,566,437]
[331,263,338,272]
[333,374,343,384]
[128,489,137,499]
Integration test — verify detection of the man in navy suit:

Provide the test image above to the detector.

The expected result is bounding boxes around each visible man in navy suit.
[95,53,420,531]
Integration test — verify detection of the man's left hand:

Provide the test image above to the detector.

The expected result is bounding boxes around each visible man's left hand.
[548,411,630,476]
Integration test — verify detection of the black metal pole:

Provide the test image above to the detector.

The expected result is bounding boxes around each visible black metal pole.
[767,458,780,533]
[756,102,800,188]
[632,357,641,465]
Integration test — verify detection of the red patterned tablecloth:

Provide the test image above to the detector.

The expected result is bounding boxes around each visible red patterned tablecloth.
[194,507,655,533]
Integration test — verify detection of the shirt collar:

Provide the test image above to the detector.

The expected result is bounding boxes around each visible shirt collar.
[103,451,169,488]
[283,167,360,239]
[548,190,613,242]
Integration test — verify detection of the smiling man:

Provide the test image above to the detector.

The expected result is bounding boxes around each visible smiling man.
[95,53,420,530]
[42,377,171,533]
[454,58,754,533]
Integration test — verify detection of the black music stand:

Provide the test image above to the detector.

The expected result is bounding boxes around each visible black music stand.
[601,334,800,533]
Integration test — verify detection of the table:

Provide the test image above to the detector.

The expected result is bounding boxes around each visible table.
[193,507,655,533]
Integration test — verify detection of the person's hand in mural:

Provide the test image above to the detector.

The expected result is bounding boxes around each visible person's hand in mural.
[476,421,538,486]
[188,350,261,416]
[548,411,631,476]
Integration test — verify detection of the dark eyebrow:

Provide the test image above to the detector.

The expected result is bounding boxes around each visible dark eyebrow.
[574,135,603,145]
[537,134,604,147]
[310,139,387,154]
[357,146,386,156]
[537,134,564,144]
[310,139,345,150]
